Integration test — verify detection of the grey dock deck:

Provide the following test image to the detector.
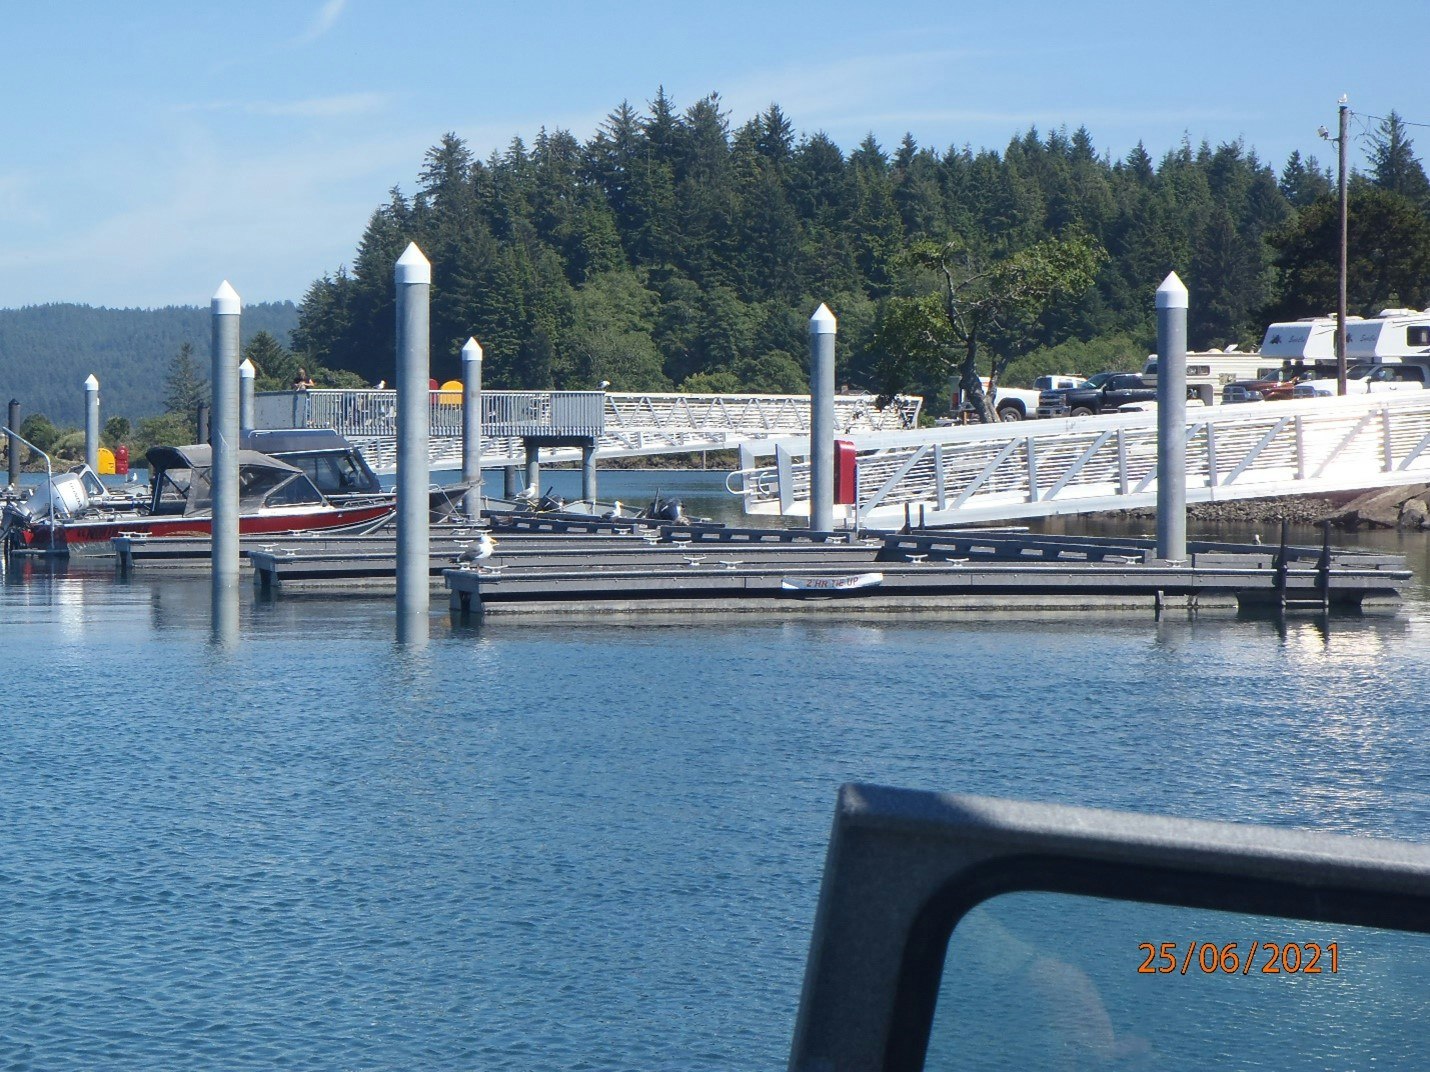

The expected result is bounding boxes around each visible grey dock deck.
[249,540,885,592]
[444,555,1408,618]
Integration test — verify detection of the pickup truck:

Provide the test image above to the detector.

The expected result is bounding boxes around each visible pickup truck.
[1038,372,1156,417]
[953,374,1081,422]
[1288,363,1427,398]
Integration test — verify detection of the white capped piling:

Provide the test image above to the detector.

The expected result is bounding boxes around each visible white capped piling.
[84,375,100,474]
[808,303,837,531]
[6,399,19,490]
[461,337,483,521]
[395,243,432,629]
[1156,272,1188,563]
[581,446,597,505]
[239,359,256,434]
[210,281,243,610]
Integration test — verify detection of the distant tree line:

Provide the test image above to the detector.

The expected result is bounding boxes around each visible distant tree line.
[290,95,1430,412]
[4,100,1428,457]
[0,301,298,427]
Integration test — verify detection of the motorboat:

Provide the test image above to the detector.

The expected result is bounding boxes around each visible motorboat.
[241,428,383,500]
[2,444,395,555]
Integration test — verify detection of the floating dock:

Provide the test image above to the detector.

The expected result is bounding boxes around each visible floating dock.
[101,510,1412,620]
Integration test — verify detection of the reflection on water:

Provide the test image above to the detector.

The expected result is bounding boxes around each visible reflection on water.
[934,895,1429,1071]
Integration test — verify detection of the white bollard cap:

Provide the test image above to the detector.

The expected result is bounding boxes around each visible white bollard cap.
[1156,272,1188,310]
[212,280,241,315]
[809,303,837,335]
[395,242,431,285]
[85,374,99,390]
[462,337,483,363]
[239,359,256,379]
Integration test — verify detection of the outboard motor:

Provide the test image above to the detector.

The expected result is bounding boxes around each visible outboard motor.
[536,491,566,512]
[644,496,686,523]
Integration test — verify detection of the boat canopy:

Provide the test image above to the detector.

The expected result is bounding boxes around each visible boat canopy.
[145,445,325,516]
[241,428,382,495]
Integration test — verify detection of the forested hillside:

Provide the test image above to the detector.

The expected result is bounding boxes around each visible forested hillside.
[292,93,1430,413]
[0,302,297,426]
[6,96,1429,435]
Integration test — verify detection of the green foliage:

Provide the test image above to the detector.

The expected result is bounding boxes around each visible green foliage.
[1000,332,1151,386]
[164,342,207,416]
[10,97,1429,426]
[49,429,85,463]
[298,96,1407,404]
[103,415,132,446]
[134,412,195,456]
[1265,187,1430,320]
[1368,112,1430,209]
[876,230,1107,420]
[245,331,298,391]
[19,413,59,453]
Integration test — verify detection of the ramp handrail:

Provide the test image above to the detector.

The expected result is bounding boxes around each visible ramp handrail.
[255,390,922,473]
[733,393,1430,525]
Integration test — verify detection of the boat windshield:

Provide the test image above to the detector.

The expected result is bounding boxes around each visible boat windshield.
[150,468,193,515]
[234,467,324,511]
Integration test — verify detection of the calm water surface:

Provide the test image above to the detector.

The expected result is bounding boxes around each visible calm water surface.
[2,474,1428,1069]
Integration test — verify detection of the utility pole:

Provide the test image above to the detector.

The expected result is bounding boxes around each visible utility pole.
[1337,95,1349,396]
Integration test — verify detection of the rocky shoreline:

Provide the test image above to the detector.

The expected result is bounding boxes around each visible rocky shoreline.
[1119,485,1430,530]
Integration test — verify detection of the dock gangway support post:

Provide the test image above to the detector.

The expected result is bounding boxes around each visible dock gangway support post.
[395,242,432,640]
[1156,272,1188,563]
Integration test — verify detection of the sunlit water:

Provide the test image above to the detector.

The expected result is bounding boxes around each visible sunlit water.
[2,472,1428,1069]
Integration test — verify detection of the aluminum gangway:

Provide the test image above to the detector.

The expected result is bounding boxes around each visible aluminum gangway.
[254,389,921,474]
[730,393,1430,526]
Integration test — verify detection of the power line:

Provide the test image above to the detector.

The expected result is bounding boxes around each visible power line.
[1355,111,1430,131]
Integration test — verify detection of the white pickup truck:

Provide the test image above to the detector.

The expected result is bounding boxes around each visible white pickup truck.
[1292,362,1427,397]
[950,374,1082,422]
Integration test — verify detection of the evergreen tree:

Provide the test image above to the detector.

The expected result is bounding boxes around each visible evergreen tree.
[244,331,298,391]
[163,342,207,417]
[1280,151,1333,207]
[1367,111,1430,208]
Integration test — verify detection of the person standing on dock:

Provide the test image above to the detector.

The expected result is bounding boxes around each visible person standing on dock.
[293,368,316,391]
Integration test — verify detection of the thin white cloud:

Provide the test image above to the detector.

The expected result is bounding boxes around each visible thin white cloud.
[176,93,391,119]
[295,0,348,45]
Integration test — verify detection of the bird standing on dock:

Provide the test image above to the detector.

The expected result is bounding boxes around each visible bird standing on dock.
[514,482,539,504]
[458,531,497,564]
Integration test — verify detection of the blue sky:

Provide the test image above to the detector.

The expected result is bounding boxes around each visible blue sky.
[1,0,1423,309]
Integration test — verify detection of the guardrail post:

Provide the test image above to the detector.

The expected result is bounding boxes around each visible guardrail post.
[1156,272,1188,563]
[809,304,837,531]
[210,281,242,639]
[395,242,432,639]
[461,337,483,520]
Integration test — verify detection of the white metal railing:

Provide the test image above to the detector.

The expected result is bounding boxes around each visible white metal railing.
[730,393,1430,525]
[255,390,921,473]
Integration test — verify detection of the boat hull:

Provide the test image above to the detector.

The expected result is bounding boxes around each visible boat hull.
[9,502,395,555]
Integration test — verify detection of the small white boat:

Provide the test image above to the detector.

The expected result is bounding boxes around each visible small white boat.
[780,572,884,597]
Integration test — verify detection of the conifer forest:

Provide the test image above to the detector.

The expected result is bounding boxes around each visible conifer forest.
[6,93,1430,435]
